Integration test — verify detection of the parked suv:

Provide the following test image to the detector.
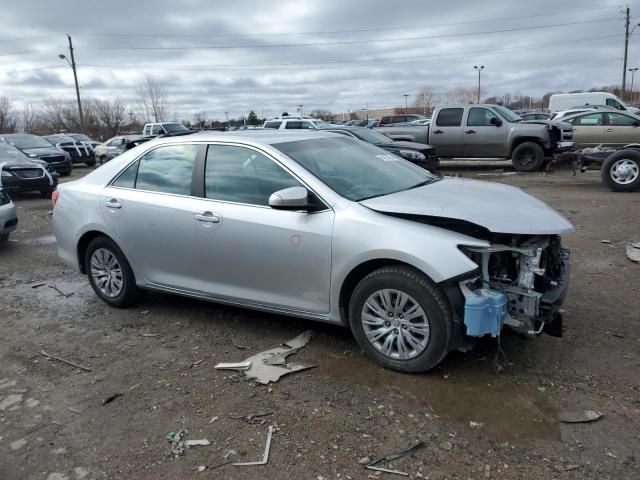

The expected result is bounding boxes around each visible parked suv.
[378,114,428,127]
[43,134,96,167]
[142,122,190,137]
[263,116,330,130]
[0,134,72,176]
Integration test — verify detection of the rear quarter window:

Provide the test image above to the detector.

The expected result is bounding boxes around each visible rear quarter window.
[263,121,282,129]
[436,108,464,127]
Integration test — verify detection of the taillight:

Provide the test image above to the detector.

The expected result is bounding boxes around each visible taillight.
[51,190,59,208]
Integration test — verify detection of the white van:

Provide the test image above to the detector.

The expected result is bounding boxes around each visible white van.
[549,92,635,114]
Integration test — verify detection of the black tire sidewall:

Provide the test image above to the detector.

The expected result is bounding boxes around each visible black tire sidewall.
[601,150,640,192]
[85,236,139,308]
[348,267,452,373]
[512,142,545,172]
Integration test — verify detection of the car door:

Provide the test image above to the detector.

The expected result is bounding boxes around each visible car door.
[190,143,334,313]
[463,107,506,157]
[100,143,203,289]
[430,108,464,157]
[604,112,640,146]
[569,113,606,148]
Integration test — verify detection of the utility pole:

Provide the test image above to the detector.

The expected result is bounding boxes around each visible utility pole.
[474,65,484,104]
[403,94,409,113]
[59,34,84,132]
[623,5,630,97]
[629,67,639,103]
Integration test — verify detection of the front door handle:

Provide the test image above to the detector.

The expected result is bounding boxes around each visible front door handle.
[105,198,122,209]
[465,129,476,134]
[605,128,613,132]
[432,130,444,134]
[195,212,221,223]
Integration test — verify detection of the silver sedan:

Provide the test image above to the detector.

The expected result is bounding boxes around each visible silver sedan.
[52,131,572,372]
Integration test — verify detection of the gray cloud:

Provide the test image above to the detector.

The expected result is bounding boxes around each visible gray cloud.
[0,0,635,120]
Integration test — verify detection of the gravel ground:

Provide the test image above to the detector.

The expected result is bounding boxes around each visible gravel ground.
[0,164,638,480]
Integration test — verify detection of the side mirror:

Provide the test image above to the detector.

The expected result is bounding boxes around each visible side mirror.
[268,186,310,210]
[490,117,503,127]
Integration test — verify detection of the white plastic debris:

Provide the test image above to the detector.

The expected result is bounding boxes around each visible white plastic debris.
[186,439,211,447]
[626,242,640,263]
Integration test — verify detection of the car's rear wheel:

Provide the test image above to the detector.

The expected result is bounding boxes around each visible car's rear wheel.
[348,266,453,372]
[85,236,140,308]
[601,150,640,192]
[511,142,545,172]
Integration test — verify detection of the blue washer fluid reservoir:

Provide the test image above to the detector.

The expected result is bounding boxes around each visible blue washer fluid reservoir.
[459,282,508,337]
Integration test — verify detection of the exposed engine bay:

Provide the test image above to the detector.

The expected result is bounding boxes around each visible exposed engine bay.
[459,235,570,338]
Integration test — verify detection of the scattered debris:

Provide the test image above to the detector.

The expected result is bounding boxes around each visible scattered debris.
[190,359,204,368]
[214,361,252,371]
[197,466,206,472]
[537,385,547,393]
[484,464,491,478]
[229,412,272,425]
[359,456,372,465]
[48,284,74,297]
[31,283,46,289]
[129,383,142,390]
[610,332,626,339]
[626,242,640,263]
[554,464,581,472]
[469,421,484,429]
[224,449,237,459]
[141,333,159,338]
[365,441,425,476]
[67,407,81,414]
[439,441,453,452]
[40,350,91,372]
[186,439,211,447]
[210,460,233,469]
[209,416,219,424]
[140,310,150,315]
[559,410,603,423]
[102,393,122,405]
[233,425,275,466]
[601,239,612,244]
[215,331,315,384]
[167,430,186,456]
[231,337,250,350]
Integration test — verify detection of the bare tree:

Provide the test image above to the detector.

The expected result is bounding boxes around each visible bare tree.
[137,75,167,122]
[95,98,125,137]
[0,96,17,133]
[413,87,436,115]
[21,103,40,133]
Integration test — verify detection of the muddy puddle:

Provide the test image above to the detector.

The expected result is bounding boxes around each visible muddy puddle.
[316,350,560,443]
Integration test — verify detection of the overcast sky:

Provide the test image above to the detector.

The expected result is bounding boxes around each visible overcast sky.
[0,0,638,121]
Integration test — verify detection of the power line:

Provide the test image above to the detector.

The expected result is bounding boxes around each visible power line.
[0,34,60,44]
[11,65,65,73]
[78,5,623,38]
[77,18,619,51]
[77,33,620,72]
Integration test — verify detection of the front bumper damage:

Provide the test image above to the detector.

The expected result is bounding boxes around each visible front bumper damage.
[457,236,570,339]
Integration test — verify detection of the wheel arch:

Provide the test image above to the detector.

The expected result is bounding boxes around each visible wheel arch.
[77,229,122,274]
[508,136,546,157]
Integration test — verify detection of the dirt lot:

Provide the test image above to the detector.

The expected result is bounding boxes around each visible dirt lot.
[1,164,638,480]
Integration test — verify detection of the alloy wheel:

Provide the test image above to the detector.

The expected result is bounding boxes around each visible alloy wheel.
[361,289,430,360]
[90,248,124,298]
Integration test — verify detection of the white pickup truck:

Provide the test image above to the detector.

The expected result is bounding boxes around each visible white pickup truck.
[375,104,574,171]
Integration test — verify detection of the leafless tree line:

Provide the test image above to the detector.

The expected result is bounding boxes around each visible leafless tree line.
[0,75,169,139]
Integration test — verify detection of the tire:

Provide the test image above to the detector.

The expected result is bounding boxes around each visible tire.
[99,155,107,165]
[85,236,140,308]
[511,142,545,172]
[85,159,96,167]
[348,266,453,373]
[600,150,640,192]
[0,233,8,242]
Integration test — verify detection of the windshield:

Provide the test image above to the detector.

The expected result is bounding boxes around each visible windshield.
[70,134,91,141]
[45,136,76,144]
[0,143,30,161]
[311,120,330,128]
[274,137,435,201]
[492,106,522,123]
[3,135,53,149]
[350,128,393,144]
[163,123,189,133]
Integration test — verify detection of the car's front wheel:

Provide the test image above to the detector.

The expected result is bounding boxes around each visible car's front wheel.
[511,142,545,172]
[348,266,453,372]
[85,236,140,307]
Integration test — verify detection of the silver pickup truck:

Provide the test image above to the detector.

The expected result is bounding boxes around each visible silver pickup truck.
[375,104,574,171]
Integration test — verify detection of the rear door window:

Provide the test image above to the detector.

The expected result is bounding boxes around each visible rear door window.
[263,121,282,129]
[285,121,302,129]
[607,113,638,126]
[131,144,198,195]
[436,108,464,127]
[574,113,604,126]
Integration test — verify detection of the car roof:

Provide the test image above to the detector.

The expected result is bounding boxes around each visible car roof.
[138,130,340,146]
[318,125,362,131]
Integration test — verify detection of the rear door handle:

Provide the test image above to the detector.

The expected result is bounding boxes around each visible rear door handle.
[105,198,122,209]
[433,130,444,134]
[195,212,221,223]
[465,129,476,134]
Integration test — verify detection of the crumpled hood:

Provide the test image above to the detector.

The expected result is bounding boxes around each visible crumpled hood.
[360,177,573,235]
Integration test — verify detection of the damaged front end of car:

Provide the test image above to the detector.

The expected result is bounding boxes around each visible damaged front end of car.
[457,234,570,340]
